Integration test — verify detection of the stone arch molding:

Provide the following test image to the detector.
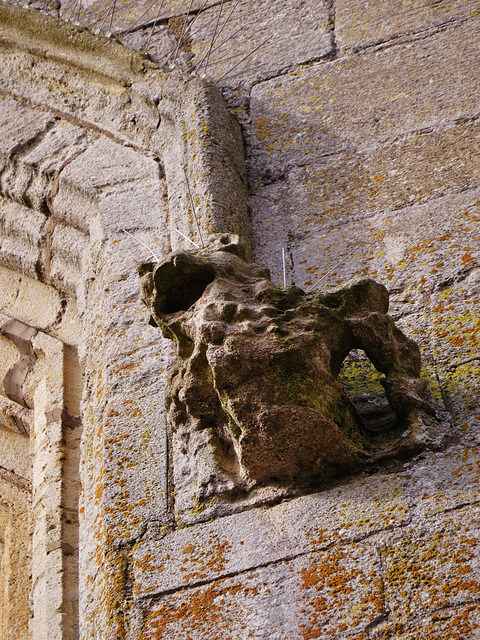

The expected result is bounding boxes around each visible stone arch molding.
[0,3,248,639]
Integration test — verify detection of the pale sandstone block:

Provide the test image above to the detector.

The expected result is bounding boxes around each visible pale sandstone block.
[54,137,166,235]
[0,486,31,640]
[250,17,480,182]
[0,96,52,158]
[0,199,45,278]
[336,0,480,52]
[188,0,332,88]
[0,425,31,477]
[140,542,384,639]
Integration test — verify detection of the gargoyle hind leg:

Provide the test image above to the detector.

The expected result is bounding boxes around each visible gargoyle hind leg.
[347,312,436,418]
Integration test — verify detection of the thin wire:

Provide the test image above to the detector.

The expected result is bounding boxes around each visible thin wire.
[306,245,360,292]
[171,0,195,65]
[108,0,118,34]
[122,229,160,262]
[193,1,242,72]
[175,228,200,249]
[95,4,115,33]
[184,168,205,248]
[159,5,218,67]
[202,0,225,74]
[118,0,159,35]
[60,0,80,21]
[197,29,247,69]
[180,0,211,38]
[144,0,166,52]
[217,33,275,81]
[211,60,270,81]
[199,47,249,71]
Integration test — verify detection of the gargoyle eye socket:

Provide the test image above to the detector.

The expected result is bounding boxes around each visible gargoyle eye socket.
[157,266,215,314]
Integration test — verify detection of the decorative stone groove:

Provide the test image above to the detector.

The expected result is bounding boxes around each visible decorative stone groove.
[139,236,441,520]
[0,317,37,434]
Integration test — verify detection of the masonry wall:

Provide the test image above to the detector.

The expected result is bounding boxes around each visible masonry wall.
[0,1,479,639]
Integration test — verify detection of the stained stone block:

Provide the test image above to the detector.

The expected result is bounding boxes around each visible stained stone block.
[250,16,480,182]
[250,118,480,258]
[249,187,480,311]
[406,446,480,520]
[380,506,480,620]
[140,543,384,639]
[336,0,480,52]
[133,471,410,596]
[188,0,332,89]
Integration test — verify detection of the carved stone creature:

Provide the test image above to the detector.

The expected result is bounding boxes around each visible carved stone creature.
[139,236,435,506]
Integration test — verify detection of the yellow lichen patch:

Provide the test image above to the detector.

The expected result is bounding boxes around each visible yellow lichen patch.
[179,532,232,583]
[142,579,260,640]
[380,510,480,621]
[337,349,385,398]
[298,545,384,639]
[373,603,480,639]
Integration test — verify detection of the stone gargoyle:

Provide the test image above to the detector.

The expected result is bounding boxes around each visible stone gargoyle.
[139,236,436,507]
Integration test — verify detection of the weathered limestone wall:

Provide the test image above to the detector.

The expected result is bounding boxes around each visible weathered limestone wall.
[0,1,479,639]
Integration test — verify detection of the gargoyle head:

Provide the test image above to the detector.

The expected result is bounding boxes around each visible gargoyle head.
[138,236,439,513]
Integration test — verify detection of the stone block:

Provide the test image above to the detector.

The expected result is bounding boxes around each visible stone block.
[0,96,52,159]
[0,203,41,266]
[67,0,218,33]
[250,16,480,182]
[407,446,480,520]
[133,470,410,596]
[0,481,30,640]
[188,0,332,89]
[375,604,480,639]
[0,421,30,477]
[55,138,166,236]
[140,542,383,639]
[0,103,91,214]
[380,505,480,621]
[0,267,71,339]
[252,187,480,303]
[120,25,188,68]
[336,0,480,52]
[0,46,158,150]
[428,284,480,435]
[251,118,480,258]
